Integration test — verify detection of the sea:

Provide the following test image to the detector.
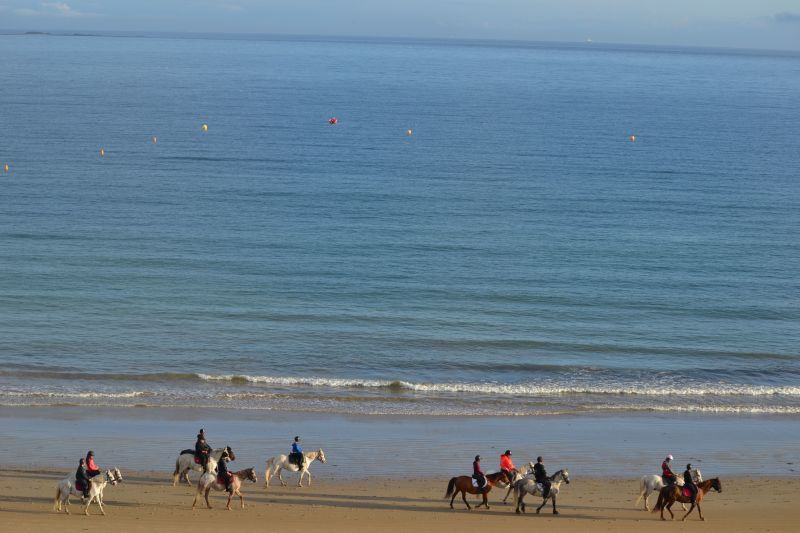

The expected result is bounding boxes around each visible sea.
[1,33,799,420]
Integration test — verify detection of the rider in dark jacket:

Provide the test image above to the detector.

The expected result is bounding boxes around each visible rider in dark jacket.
[472,455,486,492]
[534,456,551,499]
[75,458,91,499]
[195,430,212,472]
[291,436,304,469]
[683,464,697,503]
[217,452,233,493]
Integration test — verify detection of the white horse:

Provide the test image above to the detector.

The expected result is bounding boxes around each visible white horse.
[514,468,570,515]
[264,449,326,488]
[636,468,702,511]
[502,461,536,504]
[192,466,257,510]
[173,446,235,486]
[54,468,123,515]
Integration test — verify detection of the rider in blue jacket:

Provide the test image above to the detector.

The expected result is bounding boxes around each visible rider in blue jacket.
[291,436,304,469]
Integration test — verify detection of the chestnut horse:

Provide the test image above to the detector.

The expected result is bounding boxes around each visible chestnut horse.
[444,470,511,510]
[653,478,722,521]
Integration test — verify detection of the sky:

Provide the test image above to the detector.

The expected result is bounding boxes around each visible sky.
[0,1,798,51]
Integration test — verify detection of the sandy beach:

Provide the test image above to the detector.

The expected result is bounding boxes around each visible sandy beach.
[1,468,797,532]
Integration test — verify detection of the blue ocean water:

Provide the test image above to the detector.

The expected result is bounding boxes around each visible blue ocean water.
[1,34,799,415]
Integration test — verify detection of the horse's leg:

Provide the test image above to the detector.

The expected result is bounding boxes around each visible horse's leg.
[682,501,696,521]
[278,468,286,487]
[461,489,471,510]
[307,469,312,487]
[192,489,200,510]
[552,494,558,515]
[696,502,704,521]
[226,491,233,511]
[449,488,457,509]
[205,487,213,509]
[517,489,526,514]
[84,494,93,516]
[298,467,304,487]
[482,491,489,510]
[184,470,192,486]
[503,484,512,505]
[536,495,547,514]
[642,488,650,511]
[239,490,245,509]
[666,500,675,520]
[98,494,106,516]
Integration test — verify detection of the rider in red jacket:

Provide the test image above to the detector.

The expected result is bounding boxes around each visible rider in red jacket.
[500,450,516,481]
[472,455,486,492]
[661,455,676,486]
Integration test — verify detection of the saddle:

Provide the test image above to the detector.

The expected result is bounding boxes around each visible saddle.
[217,475,229,485]
[75,479,88,492]
[471,478,486,489]
[682,487,693,498]
[194,456,202,465]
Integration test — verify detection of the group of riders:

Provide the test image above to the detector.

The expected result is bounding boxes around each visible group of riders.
[661,454,698,503]
[73,450,101,499]
[193,429,306,494]
[470,451,697,503]
[472,451,554,498]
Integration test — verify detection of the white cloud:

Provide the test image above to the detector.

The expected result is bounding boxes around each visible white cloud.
[14,2,97,17]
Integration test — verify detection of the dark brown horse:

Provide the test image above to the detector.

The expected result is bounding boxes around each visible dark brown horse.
[653,478,722,521]
[445,470,511,510]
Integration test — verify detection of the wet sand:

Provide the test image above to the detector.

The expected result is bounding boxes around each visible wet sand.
[1,468,798,532]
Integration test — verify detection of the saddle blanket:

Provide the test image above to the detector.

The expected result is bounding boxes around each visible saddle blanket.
[471,479,486,489]
[75,480,87,492]
[682,487,693,498]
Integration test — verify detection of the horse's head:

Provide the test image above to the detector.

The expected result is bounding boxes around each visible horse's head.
[225,446,236,461]
[104,469,118,485]
[245,468,257,483]
[317,449,326,464]
[113,468,123,483]
[557,468,570,484]
[711,478,722,493]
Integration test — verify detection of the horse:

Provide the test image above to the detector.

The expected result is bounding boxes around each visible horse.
[192,467,258,510]
[444,470,511,510]
[513,468,570,515]
[54,468,123,516]
[502,461,536,504]
[635,468,702,511]
[173,446,235,486]
[264,449,326,488]
[653,477,722,521]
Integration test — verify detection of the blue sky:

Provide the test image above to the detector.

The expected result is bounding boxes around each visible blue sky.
[1,1,799,50]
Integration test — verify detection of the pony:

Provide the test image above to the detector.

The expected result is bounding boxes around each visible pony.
[653,477,722,521]
[513,468,570,515]
[502,461,536,504]
[54,468,123,516]
[173,446,235,486]
[192,467,258,510]
[635,468,702,511]
[444,470,511,510]
[264,449,326,488]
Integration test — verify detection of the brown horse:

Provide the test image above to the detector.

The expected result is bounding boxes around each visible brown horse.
[192,467,258,510]
[445,471,511,510]
[653,478,722,521]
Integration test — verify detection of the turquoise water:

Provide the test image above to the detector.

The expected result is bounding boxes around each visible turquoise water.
[1,35,799,415]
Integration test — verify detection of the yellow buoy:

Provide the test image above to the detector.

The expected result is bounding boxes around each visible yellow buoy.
[152,136,158,144]
[406,129,413,136]
[201,123,209,132]
[3,164,8,173]
[100,148,105,157]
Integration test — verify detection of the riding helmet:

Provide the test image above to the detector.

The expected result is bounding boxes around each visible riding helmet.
[475,455,481,461]
[505,450,511,456]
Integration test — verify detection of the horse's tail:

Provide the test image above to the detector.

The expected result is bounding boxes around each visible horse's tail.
[173,458,180,476]
[652,487,666,512]
[444,477,457,499]
[53,486,60,510]
[634,477,645,506]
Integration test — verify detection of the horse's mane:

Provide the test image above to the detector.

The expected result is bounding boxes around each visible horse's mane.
[487,471,508,480]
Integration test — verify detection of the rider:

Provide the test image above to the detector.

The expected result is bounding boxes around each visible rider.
[683,463,697,503]
[291,436,304,470]
[500,450,516,481]
[661,454,676,486]
[86,451,100,478]
[472,455,486,493]
[195,429,212,472]
[75,457,91,499]
[534,456,551,499]
[216,450,234,493]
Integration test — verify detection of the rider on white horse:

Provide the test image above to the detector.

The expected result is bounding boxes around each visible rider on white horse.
[662,454,677,486]
[75,458,91,499]
[534,456,551,499]
[195,429,212,472]
[217,450,234,493]
[290,436,305,470]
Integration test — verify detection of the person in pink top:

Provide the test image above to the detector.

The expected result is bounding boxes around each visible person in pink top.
[86,451,100,478]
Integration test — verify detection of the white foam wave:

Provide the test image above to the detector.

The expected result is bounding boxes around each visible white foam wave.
[1,391,151,399]
[195,373,800,397]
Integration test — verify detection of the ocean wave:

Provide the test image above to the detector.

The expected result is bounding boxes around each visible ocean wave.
[195,373,800,397]
[1,391,152,399]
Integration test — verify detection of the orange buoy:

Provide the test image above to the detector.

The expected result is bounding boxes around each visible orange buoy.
[629,135,636,142]
[328,117,338,125]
